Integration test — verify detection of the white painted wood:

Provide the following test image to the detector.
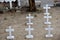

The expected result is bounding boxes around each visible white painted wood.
[26,14,34,25]
[44,15,52,24]
[6,26,14,39]
[44,4,52,24]
[45,25,53,37]
[5,0,16,9]
[43,4,51,14]
[25,25,34,38]
[25,13,34,38]
[18,0,21,6]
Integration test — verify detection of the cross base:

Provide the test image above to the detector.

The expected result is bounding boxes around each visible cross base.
[26,35,33,38]
[46,34,53,37]
[7,36,14,39]
[44,22,51,24]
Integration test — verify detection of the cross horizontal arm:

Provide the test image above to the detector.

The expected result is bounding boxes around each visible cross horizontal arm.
[44,16,52,18]
[25,28,34,31]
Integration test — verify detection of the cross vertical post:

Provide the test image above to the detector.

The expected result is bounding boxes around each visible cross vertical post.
[43,4,51,13]
[44,15,52,24]
[10,1,12,9]
[43,4,53,38]
[18,0,21,7]
[25,25,34,38]
[6,26,14,39]
[5,0,16,9]
[26,14,34,25]
[25,14,34,39]
[45,25,53,37]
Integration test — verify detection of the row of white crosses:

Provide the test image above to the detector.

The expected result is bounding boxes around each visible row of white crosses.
[5,14,34,40]
[43,4,53,38]
[25,14,34,38]
[5,4,54,40]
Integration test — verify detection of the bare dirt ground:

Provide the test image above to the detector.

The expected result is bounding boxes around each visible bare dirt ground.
[0,7,60,40]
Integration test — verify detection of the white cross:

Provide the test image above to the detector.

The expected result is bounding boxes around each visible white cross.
[26,14,34,25]
[6,26,14,39]
[25,25,34,38]
[43,4,51,15]
[5,0,16,9]
[44,14,52,24]
[18,0,21,7]
[45,25,53,37]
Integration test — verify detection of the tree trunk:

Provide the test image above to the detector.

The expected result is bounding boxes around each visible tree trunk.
[29,0,36,11]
